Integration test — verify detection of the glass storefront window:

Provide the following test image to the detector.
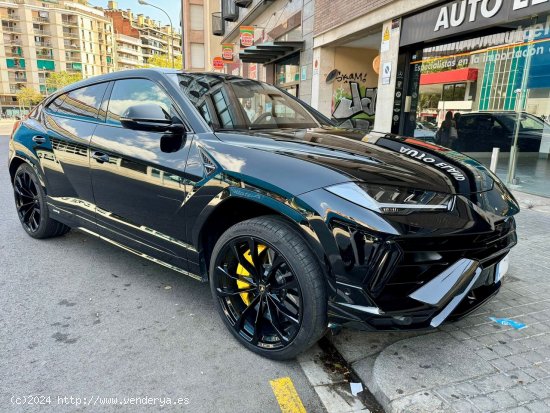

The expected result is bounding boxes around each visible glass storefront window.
[275,54,300,89]
[405,14,550,197]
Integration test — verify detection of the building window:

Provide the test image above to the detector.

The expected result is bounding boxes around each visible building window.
[442,83,466,101]
[190,5,204,31]
[190,43,205,69]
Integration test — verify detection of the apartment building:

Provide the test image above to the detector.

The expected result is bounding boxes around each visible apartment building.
[0,0,116,116]
[105,1,182,69]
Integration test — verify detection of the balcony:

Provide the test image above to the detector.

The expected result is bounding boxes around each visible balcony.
[35,41,52,48]
[0,12,18,21]
[34,28,51,36]
[222,0,239,22]
[212,12,224,36]
[1,96,18,105]
[5,38,21,46]
[64,42,80,50]
[32,16,50,23]
[9,85,22,94]
[36,49,53,58]
[5,48,23,57]
[9,74,27,83]
[65,53,81,61]
[2,26,22,33]
[235,0,253,7]
[63,31,80,39]
[61,18,78,27]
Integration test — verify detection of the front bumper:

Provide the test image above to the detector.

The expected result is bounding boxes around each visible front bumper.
[325,216,517,331]
[328,256,505,331]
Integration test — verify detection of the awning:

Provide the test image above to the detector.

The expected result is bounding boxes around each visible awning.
[239,41,304,65]
[420,68,478,85]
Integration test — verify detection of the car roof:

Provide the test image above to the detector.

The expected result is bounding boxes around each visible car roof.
[46,69,249,103]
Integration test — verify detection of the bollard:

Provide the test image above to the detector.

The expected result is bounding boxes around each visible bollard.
[490,147,500,173]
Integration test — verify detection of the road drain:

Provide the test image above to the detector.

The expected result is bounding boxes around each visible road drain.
[317,336,385,413]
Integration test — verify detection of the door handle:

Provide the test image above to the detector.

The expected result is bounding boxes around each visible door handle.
[32,135,46,144]
[91,152,110,163]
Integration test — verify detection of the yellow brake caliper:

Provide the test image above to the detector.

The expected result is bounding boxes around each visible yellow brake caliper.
[236,245,266,306]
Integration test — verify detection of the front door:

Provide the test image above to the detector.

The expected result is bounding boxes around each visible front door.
[40,82,110,229]
[89,78,194,271]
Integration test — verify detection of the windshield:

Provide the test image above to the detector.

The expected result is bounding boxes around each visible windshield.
[496,113,545,132]
[172,73,332,131]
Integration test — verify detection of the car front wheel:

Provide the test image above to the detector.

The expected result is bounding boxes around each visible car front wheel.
[13,163,70,239]
[209,216,327,360]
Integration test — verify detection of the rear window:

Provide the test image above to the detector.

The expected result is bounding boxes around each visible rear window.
[48,82,109,122]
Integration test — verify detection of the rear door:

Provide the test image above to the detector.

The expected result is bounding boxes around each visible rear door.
[40,82,110,228]
[89,77,194,271]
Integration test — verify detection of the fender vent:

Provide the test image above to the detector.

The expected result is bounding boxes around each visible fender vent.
[199,148,217,176]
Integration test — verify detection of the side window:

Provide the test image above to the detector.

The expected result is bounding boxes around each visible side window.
[212,89,234,129]
[106,79,174,126]
[49,83,109,121]
[49,95,67,113]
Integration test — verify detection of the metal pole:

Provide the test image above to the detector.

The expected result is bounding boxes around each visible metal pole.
[507,30,535,185]
[490,147,500,173]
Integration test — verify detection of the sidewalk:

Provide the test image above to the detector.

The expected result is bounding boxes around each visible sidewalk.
[329,204,550,412]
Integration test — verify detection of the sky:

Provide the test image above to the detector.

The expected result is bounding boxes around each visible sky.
[89,0,181,28]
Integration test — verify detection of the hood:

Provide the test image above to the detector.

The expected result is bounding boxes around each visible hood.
[213,127,500,195]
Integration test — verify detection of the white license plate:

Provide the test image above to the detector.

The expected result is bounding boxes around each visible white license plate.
[495,254,510,283]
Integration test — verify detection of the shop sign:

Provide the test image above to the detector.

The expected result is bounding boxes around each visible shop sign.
[249,63,257,80]
[240,26,255,48]
[401,0,550,46]
[213,57,224,70]
[381,25,391,52]
[222,44,234,62]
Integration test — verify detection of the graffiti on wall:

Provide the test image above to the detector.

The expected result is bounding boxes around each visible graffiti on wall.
[333,82,378,121]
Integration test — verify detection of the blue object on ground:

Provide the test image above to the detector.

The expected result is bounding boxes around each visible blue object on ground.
[489,317,527,330]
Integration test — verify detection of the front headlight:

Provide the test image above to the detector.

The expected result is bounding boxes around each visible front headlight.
[325,182,454,215]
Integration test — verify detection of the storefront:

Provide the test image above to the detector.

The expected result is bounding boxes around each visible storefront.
[311,29,383,130]
[394,0,550,197]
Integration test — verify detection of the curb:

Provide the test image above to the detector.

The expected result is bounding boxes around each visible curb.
[297,336,384,413]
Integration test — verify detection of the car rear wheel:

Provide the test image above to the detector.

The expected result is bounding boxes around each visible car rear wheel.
[13,163,70,239]
[209,216,327,360]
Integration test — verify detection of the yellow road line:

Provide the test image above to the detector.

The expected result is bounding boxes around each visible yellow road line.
[270,377,307,413]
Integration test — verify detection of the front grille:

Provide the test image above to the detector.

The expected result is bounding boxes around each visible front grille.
[379,218,517,307]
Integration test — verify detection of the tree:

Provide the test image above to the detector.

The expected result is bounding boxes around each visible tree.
[141,54,182,70]
[16,87,43,110]
[418,93,441,113]
[45,72,83,92]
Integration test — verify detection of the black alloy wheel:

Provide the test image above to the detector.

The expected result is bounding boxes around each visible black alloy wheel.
[14,167,42,233]
[215,236,303,349]
[210,216,327,360]
[13,163,70,239]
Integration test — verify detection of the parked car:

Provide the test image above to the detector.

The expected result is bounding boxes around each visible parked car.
[8,69,519,360]
[455,111,549,152]
[414,121,437,141]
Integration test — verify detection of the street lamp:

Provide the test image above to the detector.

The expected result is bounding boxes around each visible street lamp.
[137,0,175,69]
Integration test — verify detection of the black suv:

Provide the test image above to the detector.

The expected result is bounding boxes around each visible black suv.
[456,111,548,152]
[8,70,519,359]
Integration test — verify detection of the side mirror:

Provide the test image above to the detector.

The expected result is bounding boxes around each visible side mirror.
[120,104,185,134]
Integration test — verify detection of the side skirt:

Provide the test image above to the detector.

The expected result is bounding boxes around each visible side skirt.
[77,227,203,282]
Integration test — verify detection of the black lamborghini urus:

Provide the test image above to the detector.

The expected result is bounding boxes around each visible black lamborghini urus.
[8,69,519,359]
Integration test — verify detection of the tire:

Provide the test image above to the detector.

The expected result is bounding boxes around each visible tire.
[13,163,70,239]
[209,215,327,360]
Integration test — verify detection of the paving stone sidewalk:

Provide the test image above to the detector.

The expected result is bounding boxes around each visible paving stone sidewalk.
[330,207,550,413]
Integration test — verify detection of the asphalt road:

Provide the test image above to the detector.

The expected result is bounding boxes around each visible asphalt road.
[0,136,326,413]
